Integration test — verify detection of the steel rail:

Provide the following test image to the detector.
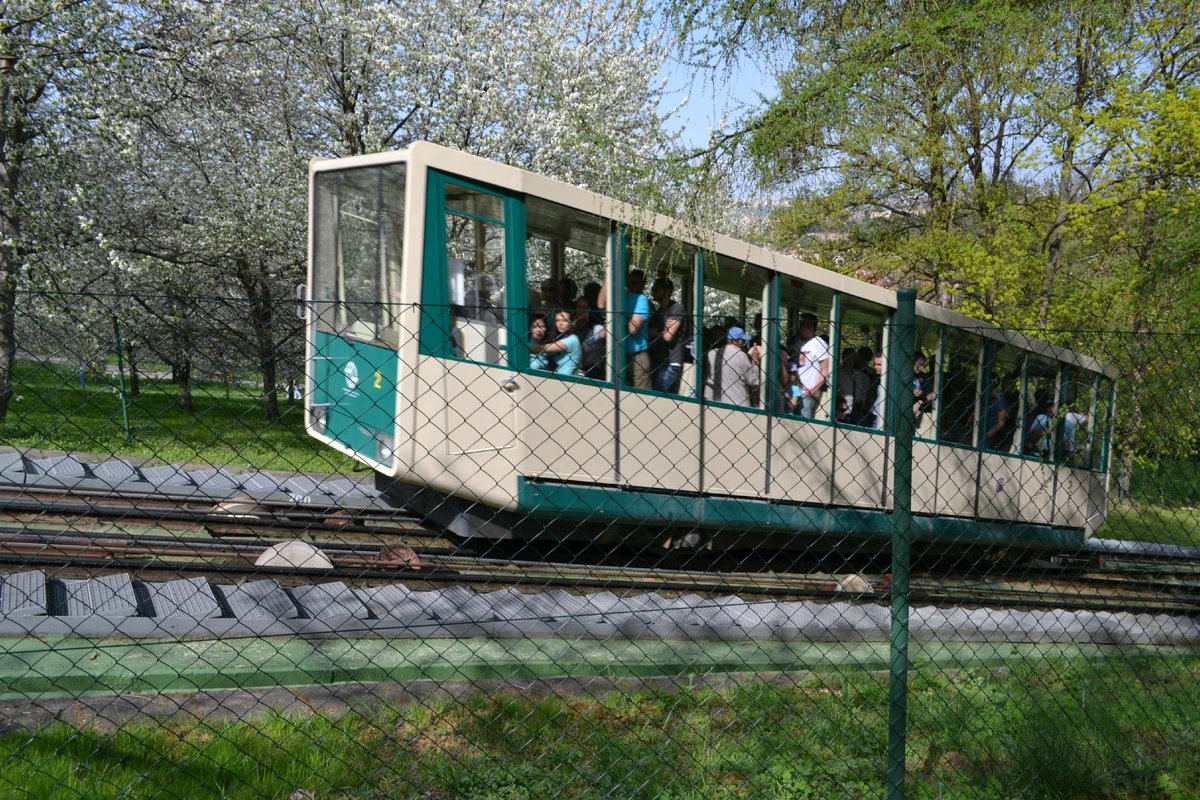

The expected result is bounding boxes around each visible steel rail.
[1,531,1197,616]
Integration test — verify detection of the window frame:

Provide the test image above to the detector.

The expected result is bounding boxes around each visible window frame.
[419,169,525,367]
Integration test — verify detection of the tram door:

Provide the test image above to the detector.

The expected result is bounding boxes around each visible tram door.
[308,163,404,467]
[419,171,521,479]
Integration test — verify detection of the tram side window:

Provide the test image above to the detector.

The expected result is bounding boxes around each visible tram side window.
[625,232,696,395]
[311,164,406,346]
[444,183,506,365]
[525,198,610,380]
[700,253,767,407]
[1022,356,1058,458]
[983,342,1022,454]
[1062,370,1095,467]
[939,331,982,446]
[913,322,941,439]
[1091,377,1114,471]
[833,298,887,428]
[776,279,834,420]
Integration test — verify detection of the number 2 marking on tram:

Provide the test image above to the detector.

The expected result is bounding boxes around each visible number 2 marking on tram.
[373,371,383,389]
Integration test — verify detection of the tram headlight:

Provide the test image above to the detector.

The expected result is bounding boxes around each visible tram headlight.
[310,404,328,434]
[377,433,395,463]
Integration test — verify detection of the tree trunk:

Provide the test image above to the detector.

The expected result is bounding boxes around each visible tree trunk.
[237,259,280,422]
[126,341,141,398]
[0,259,14,423]
[1040,18,1094,327]
[0,56,20,424]
[175,355,193,412]
[253,292,280,422]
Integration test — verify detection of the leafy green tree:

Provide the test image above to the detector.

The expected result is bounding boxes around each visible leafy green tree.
[672,0,1200,330]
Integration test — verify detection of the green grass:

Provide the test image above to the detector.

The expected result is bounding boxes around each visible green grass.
[0,358,355,475]
[1096,504,1200,546]
[1,654,1197,799]
[1097,460,1200,546]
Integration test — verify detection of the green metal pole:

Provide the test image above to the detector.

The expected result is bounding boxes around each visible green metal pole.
[112,315,132,443]
[887,288,916,800]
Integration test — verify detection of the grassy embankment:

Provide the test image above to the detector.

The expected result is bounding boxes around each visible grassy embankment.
[1,655,1197,800]
[1099,460,1200,546]
[0,358,355,475]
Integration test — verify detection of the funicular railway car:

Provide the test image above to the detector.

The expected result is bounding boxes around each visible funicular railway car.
[305,143,1115,553]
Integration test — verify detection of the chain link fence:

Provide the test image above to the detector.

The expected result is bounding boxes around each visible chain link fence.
[0,289,1198,799]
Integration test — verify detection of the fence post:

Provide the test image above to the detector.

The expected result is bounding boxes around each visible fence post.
[112,314,132,443]
[887,287,916,800]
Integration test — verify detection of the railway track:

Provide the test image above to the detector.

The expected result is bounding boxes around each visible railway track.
[2,480,1199,616]
[1,525,1196,616]
[0,486,430,538]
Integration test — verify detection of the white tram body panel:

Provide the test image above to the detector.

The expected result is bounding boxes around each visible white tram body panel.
[306,143,1116,548]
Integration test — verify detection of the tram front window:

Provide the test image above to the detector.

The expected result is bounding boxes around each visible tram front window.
[310,163,406,346]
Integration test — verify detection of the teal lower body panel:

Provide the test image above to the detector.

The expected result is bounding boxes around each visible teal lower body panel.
[516,478,1086,550]
[312,331,399,462]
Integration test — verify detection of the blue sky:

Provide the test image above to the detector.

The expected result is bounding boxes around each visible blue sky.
[658,52,776,148]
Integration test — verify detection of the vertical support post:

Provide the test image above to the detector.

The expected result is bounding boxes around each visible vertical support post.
[829,293,842,423]
[112,314,132,443]
[887,288,916,800]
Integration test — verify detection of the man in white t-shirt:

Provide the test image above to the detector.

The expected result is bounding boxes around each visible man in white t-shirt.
[793,313,830,419]
[1063,403,1088,462]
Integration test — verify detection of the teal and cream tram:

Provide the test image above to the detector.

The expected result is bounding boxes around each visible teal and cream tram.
[305,143,1114,551]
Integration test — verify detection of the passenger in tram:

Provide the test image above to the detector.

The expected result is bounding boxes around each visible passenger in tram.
[985,373,1017,451]
[748,313,765,365]
[850,346,879,426]
[573,291,607,380]
[836,395,852,423]
[1064,401,1088,462]
[624,269,652,388]
[871,353,885,429]
[573,295,605,379]
[559,277,578,309]
[528,315,551,371]
[791,313,830,419]
[530,278,559,326]
[912,351,936,419]
[583,281,602,311]
[529,310,582,376]
[573,295,591,338]
[702,322,727,355]
[783,360,803,413]
[838,347,873,426]
[703,326,761,407]
[999,374,1021,451]
[648,277,688,394]
[1025,396,1054,458]
[539,278,560,310]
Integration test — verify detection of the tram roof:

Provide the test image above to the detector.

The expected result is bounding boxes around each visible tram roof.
[310,144,1115,379]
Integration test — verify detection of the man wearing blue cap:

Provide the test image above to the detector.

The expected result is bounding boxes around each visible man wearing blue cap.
[703,326,761,407]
